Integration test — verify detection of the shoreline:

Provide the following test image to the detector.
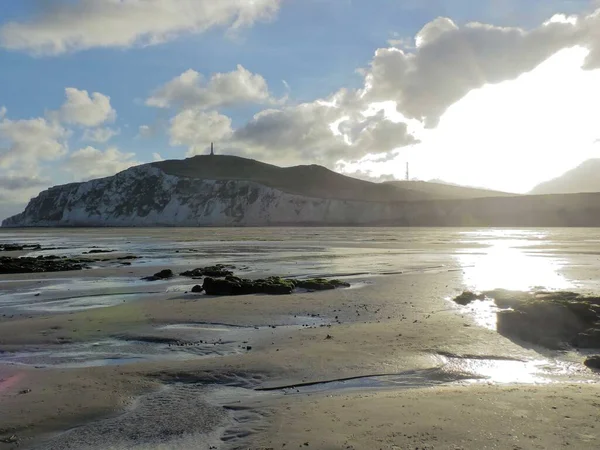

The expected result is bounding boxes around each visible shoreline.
[1,230,599,449]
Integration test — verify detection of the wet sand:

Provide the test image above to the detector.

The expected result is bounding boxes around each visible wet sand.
[1,228,600,449]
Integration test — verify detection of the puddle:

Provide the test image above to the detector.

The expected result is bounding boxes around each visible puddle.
[0,318,330,368]
[0,338,246,368]
[258,356,596,395]
[260,368,472,395]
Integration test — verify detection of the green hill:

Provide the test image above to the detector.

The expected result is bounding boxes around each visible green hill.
[152,155,433,203]
[385,180,516,200]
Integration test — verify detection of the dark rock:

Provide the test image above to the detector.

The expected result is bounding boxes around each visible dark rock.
[496,292,600,350]
[117,255,140,260]
[483,289,532,308]
[191,285,204,293]
[0,435,18,444]
[0,256,87,274]
[452,291,485,306]
[584,355,600,370]
[574,328,600,348]
[84,249,115,254]
[180,264,235,278]
[142,269,174,281]
[0,243,41,252]
[292,278,351,291]
[202,276,349,296]
[203,276,294,296]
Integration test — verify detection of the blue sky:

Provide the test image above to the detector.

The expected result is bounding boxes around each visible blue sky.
[1,0,600,219]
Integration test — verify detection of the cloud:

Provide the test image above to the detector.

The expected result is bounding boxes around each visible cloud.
[0,106,6,119]
[224,96,416,166]
[0,175,50,191]
[147,65,274,110]
[59,88,116,127]
[0,0,281,55]
[362,8,600,126]
[169,109,233,156]
[66,146,139,180]
[82,127,119,143]
[152,152,164,162]
[0,115,68,169]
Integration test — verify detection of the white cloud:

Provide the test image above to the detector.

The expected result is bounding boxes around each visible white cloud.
[59,88,116,127]
[0,116,68,169]
[82,127,119,143]
[219,95,415,166]
[147,65,274,110]
[152,152,164,162]
[0,106,6,119]
[66,146,139,180]
[0,0,281,55]
[169,109,233,156]
[0,174,50,191]
[362,8,600,126]
[138,125,153,138]
[342,46,600,193]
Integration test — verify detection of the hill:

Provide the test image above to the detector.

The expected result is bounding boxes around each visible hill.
[152,155,432,203]
[530,159,600,195]
[384,180,514,200]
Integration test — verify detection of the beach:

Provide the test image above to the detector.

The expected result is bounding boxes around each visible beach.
[1,228,599,449]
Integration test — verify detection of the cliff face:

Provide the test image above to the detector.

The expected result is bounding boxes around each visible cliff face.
[2,165,400,227]
[5,160,600,228]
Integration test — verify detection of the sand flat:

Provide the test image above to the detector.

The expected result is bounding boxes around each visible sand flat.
[1,228,600,449]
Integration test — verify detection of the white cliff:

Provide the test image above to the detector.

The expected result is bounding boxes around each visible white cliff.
[2,165,402,227]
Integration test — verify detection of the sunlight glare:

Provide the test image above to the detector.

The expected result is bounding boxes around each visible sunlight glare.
[341,46,600,192]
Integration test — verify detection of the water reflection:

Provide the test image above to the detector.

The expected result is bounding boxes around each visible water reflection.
[457,230,571,292]
[441,357,584,384]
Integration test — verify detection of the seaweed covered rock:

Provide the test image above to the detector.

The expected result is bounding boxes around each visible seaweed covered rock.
[584,355,600,370]
[0,243,42,252]
[0,256,88,274]
[201,276,350,296]
[142,269,174,281]
[203,276,294,296]
[191,285,204,293]
[292,278,351,291]
[180,264,235,278]
[494,291,600,350]
[452,291,486,306]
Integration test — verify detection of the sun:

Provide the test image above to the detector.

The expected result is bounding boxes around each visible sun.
[345,46,600,193]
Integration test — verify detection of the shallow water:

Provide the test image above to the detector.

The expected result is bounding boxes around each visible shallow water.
[3,227,600,314]
[0,317,330,368]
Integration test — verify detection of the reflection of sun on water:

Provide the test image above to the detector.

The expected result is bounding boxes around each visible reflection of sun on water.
[458,231,571,292]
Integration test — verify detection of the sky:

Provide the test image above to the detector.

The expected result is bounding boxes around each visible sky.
[1,0,600,219]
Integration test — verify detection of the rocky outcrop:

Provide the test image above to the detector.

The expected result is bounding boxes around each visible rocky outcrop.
[2,165,405,227]
[5,156,600,227]
[0,256,88,274]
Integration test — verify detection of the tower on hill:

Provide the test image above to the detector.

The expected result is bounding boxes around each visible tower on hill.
[210,142,214,156]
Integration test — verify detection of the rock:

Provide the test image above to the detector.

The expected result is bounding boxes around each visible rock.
[142,269,174,281]
[180,264,235,278]
[203,276,294,296]
[117,255,140,260]
[191,285,203,293]
[292,278,351,291]
[483,289,533,308]
[0,256,87,274]
[496,294,600,350]
[0,243,42,251]
[201,276,350,296]
[84,249,115,254]
[0,435,18,444]
[584,355,600,370]
[574,328,600,348]
[452,291,485,306]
